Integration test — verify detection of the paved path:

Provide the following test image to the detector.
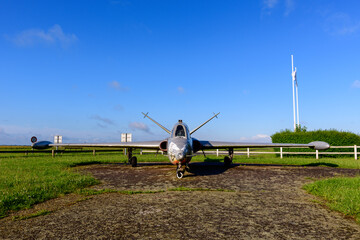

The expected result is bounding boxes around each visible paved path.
[1,163,360,239]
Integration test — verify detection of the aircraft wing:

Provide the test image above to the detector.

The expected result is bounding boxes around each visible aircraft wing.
[199,140,330,150]
[32,140,162,150]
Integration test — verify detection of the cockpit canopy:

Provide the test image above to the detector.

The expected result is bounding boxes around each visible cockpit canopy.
[172,122,190,138]
[175,125,185,137]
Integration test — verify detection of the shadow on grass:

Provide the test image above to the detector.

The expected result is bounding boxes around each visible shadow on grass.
[203,157,222,163]
[235,162,339,168]
[185,162,234,177]
[137,162,173,166]
[132,160,233,178]
[69,161,103,167]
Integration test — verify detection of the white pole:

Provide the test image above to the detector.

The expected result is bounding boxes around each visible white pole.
[292,55,296,132]
[280,147,283,159]
[295,67,300,128]
[355,145,358,160]
[247,148,250,158]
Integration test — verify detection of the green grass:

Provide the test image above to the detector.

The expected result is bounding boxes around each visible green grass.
[1,146,360,222]
[0,151,169,218]
[0,156,98,218]
[231,155,360,169]
[304,177,360,223]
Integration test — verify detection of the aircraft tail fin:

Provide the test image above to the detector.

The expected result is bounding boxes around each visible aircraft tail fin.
[142,112,171,134]
[190,112,220,135]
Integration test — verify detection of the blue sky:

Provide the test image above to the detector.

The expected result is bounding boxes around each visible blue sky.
[1,0,360,145]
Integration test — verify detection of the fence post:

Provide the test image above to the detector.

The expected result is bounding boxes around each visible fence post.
[52,149,55,158]
[316,150,319,160]
[280,147,283,159]
[140,149,143,155]
[355,145,358,160]
[216,149,219,157]
[247,148,250,158]
[93,149,96,156]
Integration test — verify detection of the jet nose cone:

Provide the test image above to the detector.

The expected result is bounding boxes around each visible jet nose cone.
[176,152,184,160]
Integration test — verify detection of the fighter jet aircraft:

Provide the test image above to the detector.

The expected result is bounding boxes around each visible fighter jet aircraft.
[32,112,330,179]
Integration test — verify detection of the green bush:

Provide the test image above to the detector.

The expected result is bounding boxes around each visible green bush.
[271,129,360,157]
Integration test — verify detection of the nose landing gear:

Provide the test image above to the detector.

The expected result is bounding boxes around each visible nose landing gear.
[176,164,186,179]
[176,169,184,179]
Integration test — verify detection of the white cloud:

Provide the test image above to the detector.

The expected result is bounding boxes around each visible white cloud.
[262,0,295,16]
[129,122,150,133]
[109,81,128,91]
[90,115,115,126]
[0,124,125,145]
[177,86,185,94]
[263,0,279,9]
[9,24,78,48]
[324,12,360,35]
[113,104,124,111]
[0,125,65,145]
[0,127,7,135]
[352,80,360,88]
[284,0,295,16]
[239,134,272,143]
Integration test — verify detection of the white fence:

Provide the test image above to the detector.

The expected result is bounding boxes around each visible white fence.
[27,145,357,159]
[141,145,359,160]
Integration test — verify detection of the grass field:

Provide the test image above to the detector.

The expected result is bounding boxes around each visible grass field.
[303,177,360,222]
[1,146,360,222]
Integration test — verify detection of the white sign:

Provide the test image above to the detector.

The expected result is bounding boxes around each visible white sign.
[54,135,63,144]
[121,133,132,142]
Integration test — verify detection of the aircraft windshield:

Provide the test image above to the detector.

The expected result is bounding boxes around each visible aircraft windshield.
[175,125,186,137]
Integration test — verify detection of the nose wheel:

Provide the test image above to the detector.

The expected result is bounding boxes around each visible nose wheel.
[176,164,185,179]
[176,169,184,179]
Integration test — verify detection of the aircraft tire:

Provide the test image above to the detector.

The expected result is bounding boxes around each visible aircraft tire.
[176,170,184,179]
[224,156,232,167]
[130,156,137,167]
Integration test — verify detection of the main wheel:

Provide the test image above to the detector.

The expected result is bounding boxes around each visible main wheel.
[224,156,232,167]
[130,156,137,167]
[176,170,184,179]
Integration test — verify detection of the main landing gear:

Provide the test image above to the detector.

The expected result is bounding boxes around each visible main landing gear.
[224,148,233,167]
[127,148,137,167]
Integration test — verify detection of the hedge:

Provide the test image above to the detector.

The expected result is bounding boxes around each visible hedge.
[271,129,360,157]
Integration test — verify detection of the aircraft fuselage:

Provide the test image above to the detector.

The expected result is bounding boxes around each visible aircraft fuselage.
[167,121,194,165]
